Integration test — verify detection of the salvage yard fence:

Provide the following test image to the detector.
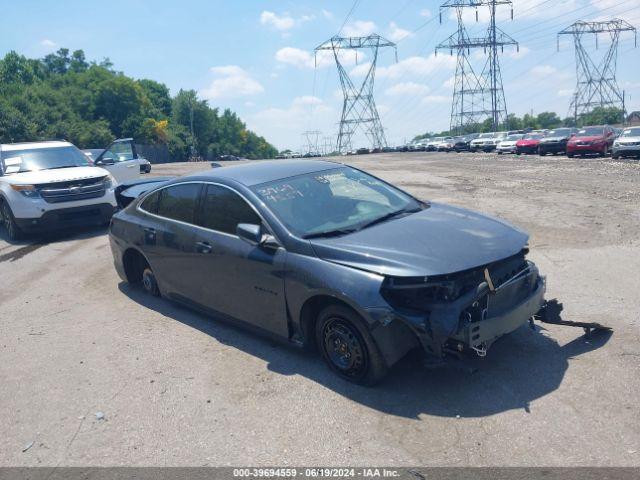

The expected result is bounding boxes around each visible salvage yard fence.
[135,143,171,164]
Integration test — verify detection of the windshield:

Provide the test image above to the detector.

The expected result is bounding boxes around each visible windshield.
[252,167,422,238]
[621,127,640,137]
[577,127,604,136]
[546,128,571,137]
[523,133,544,140]
[1,146,90,174]
[505,135,523,141]
[478,133,494,139]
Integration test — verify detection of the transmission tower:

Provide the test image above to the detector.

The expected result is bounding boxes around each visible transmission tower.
[315,34,397,153]
[301,130,322,155]
[437,1,518,134]
[558,19,636,123]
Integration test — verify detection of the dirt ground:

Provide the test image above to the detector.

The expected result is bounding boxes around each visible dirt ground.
[1,151,639,466]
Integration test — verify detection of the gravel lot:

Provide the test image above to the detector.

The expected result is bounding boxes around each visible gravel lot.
[1,151,639,466]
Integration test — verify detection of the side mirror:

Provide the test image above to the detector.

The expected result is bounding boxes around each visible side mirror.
[237,223,262,246]
[96,156,115,166]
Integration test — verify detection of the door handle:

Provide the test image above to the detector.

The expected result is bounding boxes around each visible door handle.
[143,227,156,244]
[195,241,213,254]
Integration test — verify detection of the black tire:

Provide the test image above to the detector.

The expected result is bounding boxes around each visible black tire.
[612,153,619,160]
[315,305,387,385]
[1,201,23,241]
[141,265,160,297]
[567,153,574,158]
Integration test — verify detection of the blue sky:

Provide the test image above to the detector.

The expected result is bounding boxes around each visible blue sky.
[1,0,639,150]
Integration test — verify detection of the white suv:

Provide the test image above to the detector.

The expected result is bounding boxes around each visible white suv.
[0,141,118,240]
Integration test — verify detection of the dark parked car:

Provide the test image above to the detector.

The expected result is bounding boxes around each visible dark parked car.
[109,160,547,384]
[452,134,479,152]
[566,125,616,157]
[538,128,578,156]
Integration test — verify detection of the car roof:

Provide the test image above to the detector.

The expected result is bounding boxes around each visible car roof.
[182,159,343,187]
[1,140,73,151]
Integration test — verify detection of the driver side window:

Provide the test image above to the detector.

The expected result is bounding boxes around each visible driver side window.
[105,142,134,162]
[198,185,261,235]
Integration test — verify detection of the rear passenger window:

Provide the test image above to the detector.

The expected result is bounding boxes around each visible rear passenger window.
[140,191,160,214]
[199,185,260,234]
[156,183,201,224]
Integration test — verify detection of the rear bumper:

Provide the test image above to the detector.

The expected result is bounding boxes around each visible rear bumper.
[15,203,116,233]
[567,144,606,154]
[539,143,566,153]
[516,145,539,154]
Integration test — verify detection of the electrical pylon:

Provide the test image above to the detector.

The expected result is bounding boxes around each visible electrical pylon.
[437,0,518,133]
[315,34,397,153]
[301,130,322,155]
[558,19,637,123]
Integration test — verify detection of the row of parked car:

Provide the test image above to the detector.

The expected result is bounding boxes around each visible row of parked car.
[403,125,640,159]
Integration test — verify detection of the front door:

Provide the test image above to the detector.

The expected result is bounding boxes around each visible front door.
[97,139,141,183]
[191,184,288,338]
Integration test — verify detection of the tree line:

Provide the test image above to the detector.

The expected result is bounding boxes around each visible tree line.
[414,106,626,141]
[0,49,277,160]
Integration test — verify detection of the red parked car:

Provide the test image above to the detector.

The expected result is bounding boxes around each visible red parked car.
[515,133,545,155]
[566,125,616,158]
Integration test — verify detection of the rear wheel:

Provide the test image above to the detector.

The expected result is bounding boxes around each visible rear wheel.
[1,201,23,241]
[142,266,160,297]
[315,305,387,385]
[567,153,574,158]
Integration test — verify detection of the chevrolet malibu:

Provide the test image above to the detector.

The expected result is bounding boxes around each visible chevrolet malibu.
[109,160,546,385]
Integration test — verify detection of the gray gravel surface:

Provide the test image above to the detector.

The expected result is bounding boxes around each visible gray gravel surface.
[1,151,639,466]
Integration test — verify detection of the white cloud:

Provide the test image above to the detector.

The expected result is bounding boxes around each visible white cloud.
[276,47,360,69]
[530,65,558,78]
[421,95,450,105]
[260,11,295,31]
[385,82,430,97]
[420,9,432,18]
[507,45,530,60]
[388,22,412,42]
[374,54,457,79]
[343,20,377,37]
[260,11,314,32]
[322,9,333,20]
[443,76,456,89]
[200,65,264,100]
[589,0,640,25]
[557,89,574,98]
[40,39,58,51]
[247,96,334,149]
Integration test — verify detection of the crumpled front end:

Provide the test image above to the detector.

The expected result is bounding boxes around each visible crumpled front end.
[375,249,545,360]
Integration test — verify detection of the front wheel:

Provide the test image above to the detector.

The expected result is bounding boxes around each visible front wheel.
[1,201,23,241]
[315,305,388,385]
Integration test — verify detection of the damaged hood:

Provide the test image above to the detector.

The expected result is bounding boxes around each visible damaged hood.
[310,203,528,277]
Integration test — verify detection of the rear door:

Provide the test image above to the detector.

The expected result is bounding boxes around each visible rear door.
[96,139,141,183]
[190,183,288,337]
[138,183,204,299]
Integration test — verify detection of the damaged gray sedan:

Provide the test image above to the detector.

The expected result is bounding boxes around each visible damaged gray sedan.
[110,160,570,385]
